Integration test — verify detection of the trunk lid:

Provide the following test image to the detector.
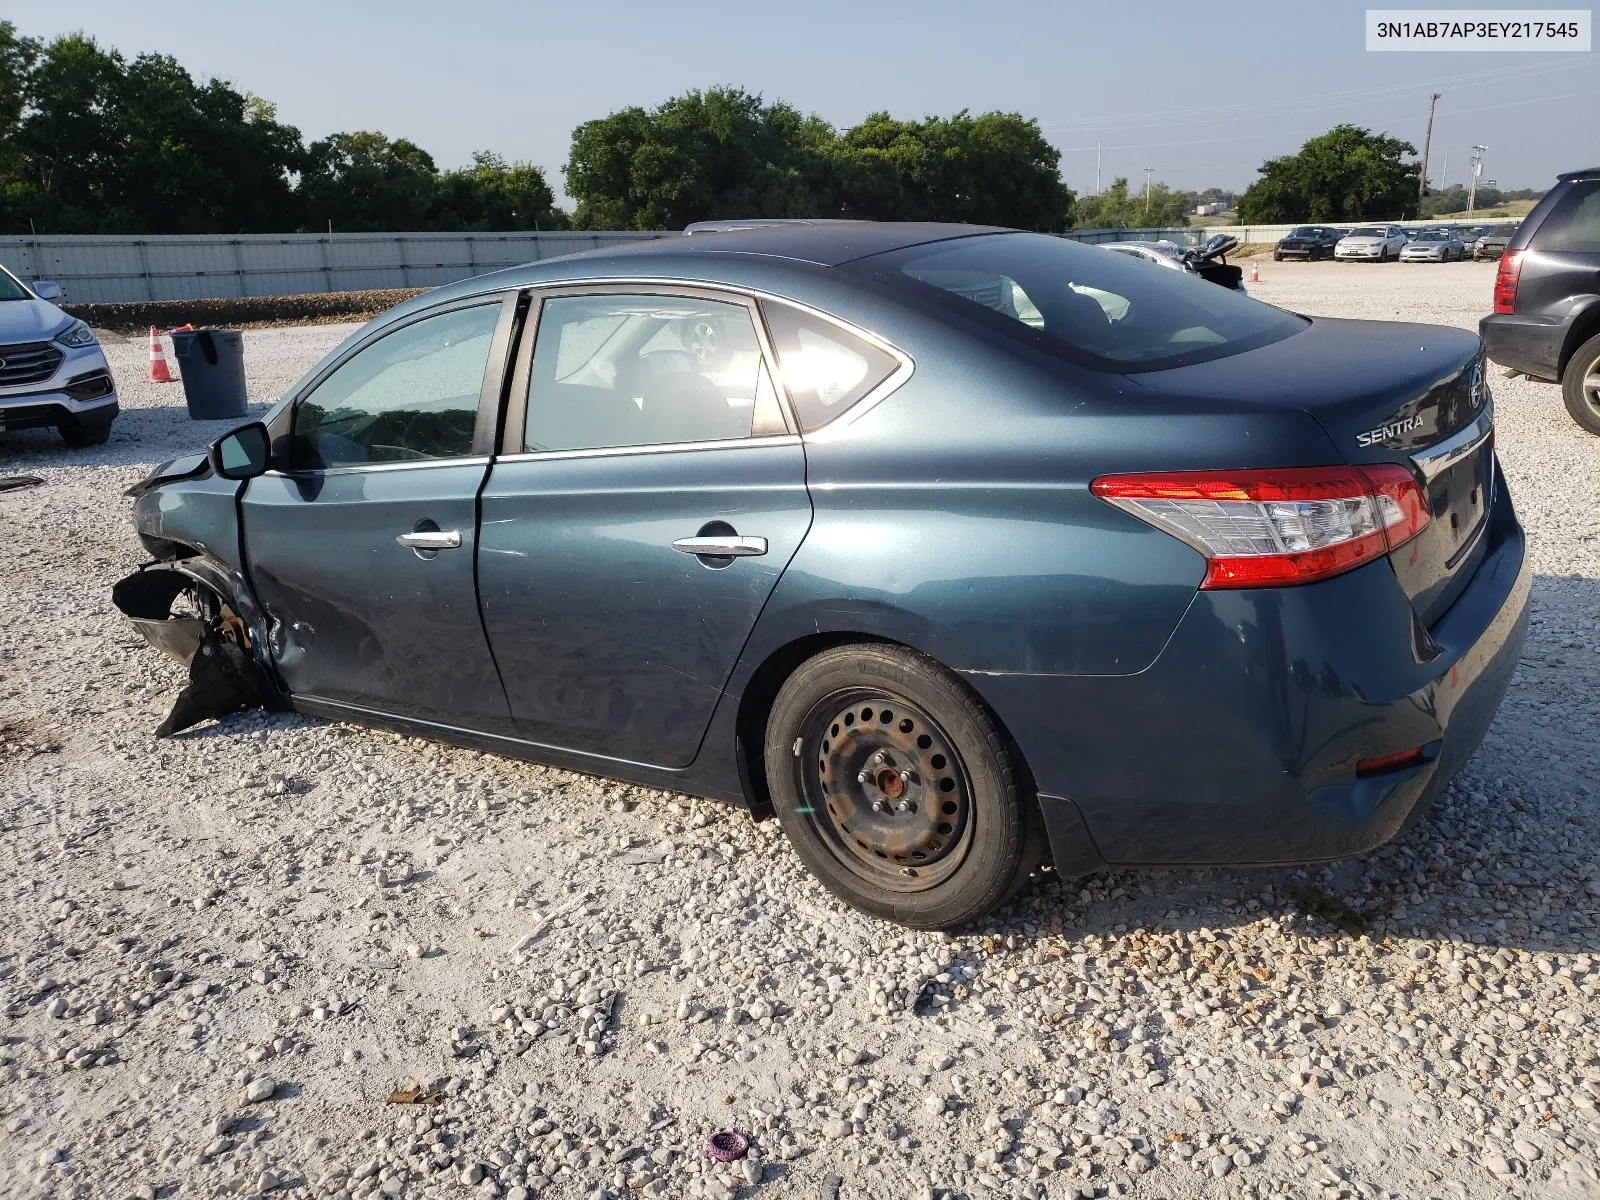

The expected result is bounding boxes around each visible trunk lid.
[1121,317,1494,625]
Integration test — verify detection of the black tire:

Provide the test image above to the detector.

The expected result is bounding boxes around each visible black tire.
[1273,252,1283,262]
[1562,331,1600,437]
[764,643,1039,929]
[59,422,111,448]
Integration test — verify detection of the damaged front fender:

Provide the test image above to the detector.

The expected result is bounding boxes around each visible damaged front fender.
[112,560,287,735]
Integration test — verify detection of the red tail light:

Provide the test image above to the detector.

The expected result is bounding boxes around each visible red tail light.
[1493,251,1523,314]
[1091,464,1432,589]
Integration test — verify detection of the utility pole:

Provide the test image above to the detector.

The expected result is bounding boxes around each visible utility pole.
[1143,167,1154,220]
[1095,142,1102,196]
[1441,150,1449,191]
[1417,92,1441,216]
[1467,145,1488,217]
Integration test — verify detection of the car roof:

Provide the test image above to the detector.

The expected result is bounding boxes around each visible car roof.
[597,221,1012,267]
[1556,167,1600,181]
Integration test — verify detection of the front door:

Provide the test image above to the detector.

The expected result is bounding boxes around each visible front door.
[478,288,812,767]
[242,295,518,730]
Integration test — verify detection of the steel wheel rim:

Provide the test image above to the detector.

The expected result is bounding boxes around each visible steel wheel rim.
[795,691,973,893]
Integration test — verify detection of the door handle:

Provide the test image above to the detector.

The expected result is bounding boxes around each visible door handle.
[671,535,767,558]
[396,530,462,550]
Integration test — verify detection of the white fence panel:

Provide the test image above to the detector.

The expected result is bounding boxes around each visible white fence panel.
[0,221,1466,304]
[0,231,674,304]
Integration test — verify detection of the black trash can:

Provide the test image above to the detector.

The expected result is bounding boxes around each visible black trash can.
[171,328,247,420]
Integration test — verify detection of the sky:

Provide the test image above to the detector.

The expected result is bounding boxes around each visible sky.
[12,0,1600,205]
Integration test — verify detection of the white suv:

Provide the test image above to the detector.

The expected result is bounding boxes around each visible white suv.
[0,264,119,447]
[1334,225,1408,263]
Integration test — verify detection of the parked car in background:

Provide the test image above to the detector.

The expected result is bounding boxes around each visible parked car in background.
[1273,226,1344,261]
[1336,225,1408,262]
[1474,224,1519,260]
[1400,227,1469,262]
[115,221,1526,929]
[0,264,119,447]
[1480,167,1600,434]
[1399,226,1427,243]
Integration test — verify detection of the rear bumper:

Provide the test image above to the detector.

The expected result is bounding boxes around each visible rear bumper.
[1480,311,1565,381]
[967,471,1529,870]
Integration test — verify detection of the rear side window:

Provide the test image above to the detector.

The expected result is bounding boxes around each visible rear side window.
[846,232,1305,372]
[523,294,785,453]
[761,302,900,431]
[292,303,499,470]
[1530,181,1600,254]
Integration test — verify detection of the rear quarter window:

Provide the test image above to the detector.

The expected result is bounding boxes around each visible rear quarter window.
[1530,181,1600,254]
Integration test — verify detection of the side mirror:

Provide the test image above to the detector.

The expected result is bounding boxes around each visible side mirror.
[32,280,62,301]
[208,422,271,480]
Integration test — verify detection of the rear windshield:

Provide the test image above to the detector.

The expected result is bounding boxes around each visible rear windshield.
[844,232,1306,372]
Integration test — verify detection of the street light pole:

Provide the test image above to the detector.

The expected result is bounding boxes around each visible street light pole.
[1467,146,1488,218]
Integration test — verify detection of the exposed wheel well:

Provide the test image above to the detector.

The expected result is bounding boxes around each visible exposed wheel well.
[1560,306,1600,377]
[733,633,1040,826]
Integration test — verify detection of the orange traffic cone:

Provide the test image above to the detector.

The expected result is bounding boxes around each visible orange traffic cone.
[147,326,175,384]
[1249,262,1260,283]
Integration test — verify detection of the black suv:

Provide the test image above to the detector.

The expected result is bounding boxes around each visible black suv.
[1480,167,1600,434]
[1273,226,1343,261]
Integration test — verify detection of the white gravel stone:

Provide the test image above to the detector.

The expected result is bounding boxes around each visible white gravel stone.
[243,1076,276,1103]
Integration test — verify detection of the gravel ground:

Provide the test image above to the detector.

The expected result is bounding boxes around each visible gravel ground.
[2,260,1599,1200]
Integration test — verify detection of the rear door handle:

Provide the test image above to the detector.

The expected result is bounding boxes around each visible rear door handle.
[671,535,767,557]
[396,530,462,550]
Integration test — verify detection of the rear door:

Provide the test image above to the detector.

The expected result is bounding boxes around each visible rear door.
[477,286,812,768]
[242,294,520,730]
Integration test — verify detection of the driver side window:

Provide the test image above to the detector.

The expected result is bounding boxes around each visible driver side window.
[291,303,501,470]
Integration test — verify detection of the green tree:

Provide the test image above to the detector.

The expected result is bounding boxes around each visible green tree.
[567,88,1074,232]
[1237,125,1419,223]
[565,86,832,230]
[429,151,568,231]
[1073,177,1189,229]
[298,131,438,231]
[1,30,303,233]
[829,110,1074,230]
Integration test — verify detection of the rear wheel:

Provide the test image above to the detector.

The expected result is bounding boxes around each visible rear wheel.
[1562,332,1600,436]
[764,643,1038,928]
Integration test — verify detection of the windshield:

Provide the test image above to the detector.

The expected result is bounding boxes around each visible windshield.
[1288,227,1320,236]
[0,267,32,301]
[1414,229,1449,241]
[845,232,1306,372]
[1347,227,1385,237]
